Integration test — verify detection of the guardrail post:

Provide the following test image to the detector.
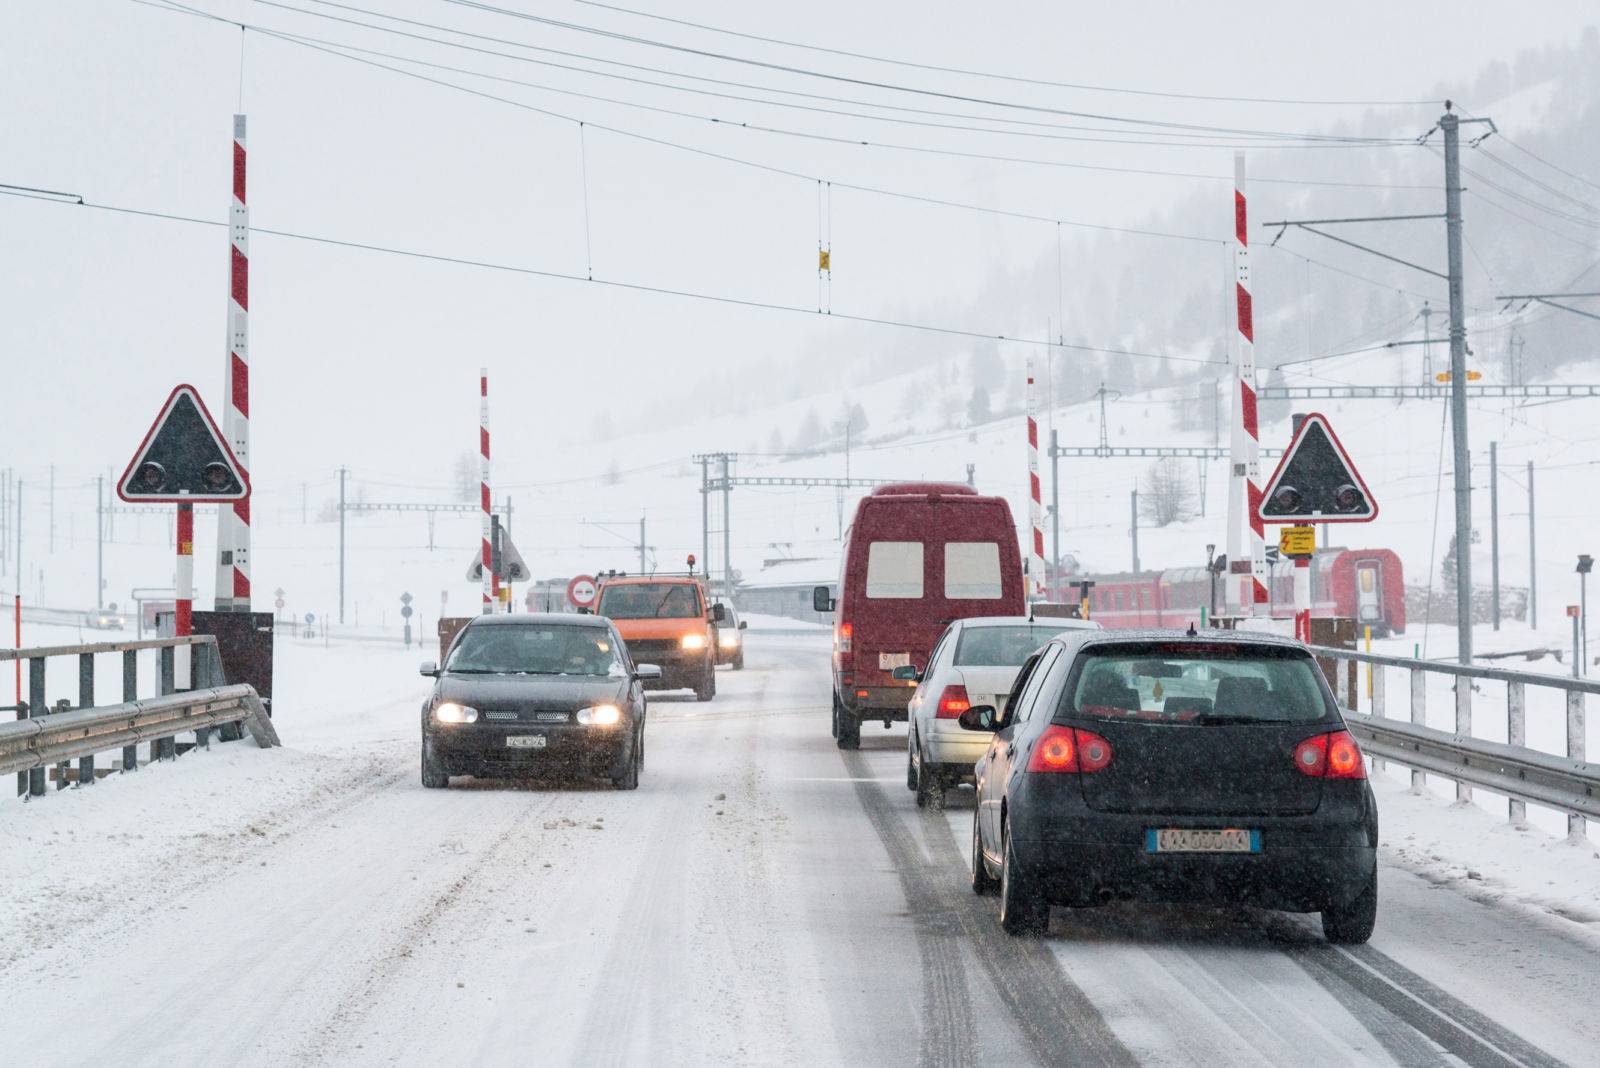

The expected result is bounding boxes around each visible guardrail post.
[1569,690,1588,843]
[1371,665,1387,772]
[77,652,95,786]
[156,646,175,762]
[1454,679,1473,803]
[28,659,46,797]
[1409,668,1426,793]
[1507,682,1526,826]
[121,649,138,772]
[192,643,211,751]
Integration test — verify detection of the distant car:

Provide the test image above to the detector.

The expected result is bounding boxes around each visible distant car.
[814,483,1025,749]
[86,610,127,630]
[417,613,660,790]
[712,601,748,670]
[965,629,1378,943]
[898,616,1100,807]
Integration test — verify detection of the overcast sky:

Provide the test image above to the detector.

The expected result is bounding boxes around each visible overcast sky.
[4,0,1598,504]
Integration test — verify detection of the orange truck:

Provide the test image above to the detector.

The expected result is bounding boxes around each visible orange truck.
[590,571,725,701]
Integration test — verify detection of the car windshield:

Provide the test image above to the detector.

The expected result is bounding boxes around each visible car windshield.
[1066,644,1329,724]
[446,625,625,677]
[953,625,1078,666]
[597,583,701,619]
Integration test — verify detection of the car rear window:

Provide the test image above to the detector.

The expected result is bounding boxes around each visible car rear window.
[944,542,1002,599]
[866,541,924,598]
[954,625,1073,666]
[1064,644,1330,724]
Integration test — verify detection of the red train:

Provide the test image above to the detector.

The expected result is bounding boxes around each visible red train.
[1054,548,1405,636]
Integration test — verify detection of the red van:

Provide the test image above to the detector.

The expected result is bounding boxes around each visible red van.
[814,483,1025,749]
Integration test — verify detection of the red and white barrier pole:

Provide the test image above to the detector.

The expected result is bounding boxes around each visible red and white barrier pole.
[480,369,494,614]
[176,504,194,687]
[1026,357,1044,601]
[1226,152,1270,615]
[216,114,251,611]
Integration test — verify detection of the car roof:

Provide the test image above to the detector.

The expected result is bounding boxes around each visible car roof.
[465,612,609,628]
[596,575,703,586]
[950,615,1098,629]
[1057,628,1305,653]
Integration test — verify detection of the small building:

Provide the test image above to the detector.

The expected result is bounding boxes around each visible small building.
[738,557,838,624]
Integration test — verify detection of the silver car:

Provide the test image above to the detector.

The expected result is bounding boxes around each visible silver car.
[902,615,1099,807]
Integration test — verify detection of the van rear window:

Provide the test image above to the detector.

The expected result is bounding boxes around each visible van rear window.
[944,542,1002,599]
[866,542,923,598]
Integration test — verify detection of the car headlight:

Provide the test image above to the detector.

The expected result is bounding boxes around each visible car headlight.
[680,633,707,650]
[576,704,622,726]
[434,701,478,724]
[718,631,740,648]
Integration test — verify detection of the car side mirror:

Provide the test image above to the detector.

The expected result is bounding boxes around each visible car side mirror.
[890,664,921,682]
[418,660,439,678]
[958,705,998,732]
[634,664,664,681]
[738,620,748,630]
[812,586,835,613]
[711,604,728,623]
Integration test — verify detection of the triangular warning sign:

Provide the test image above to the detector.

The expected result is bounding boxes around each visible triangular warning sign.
[1259,412,1377,524]
[117,385,250,503]
[465,528,530,583]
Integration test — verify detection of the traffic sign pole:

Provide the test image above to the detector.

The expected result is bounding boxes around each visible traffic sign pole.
[176,504,193,688]
[1293,556,1311,642]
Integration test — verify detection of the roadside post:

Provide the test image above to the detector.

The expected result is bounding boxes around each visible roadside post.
[401,592,414,647]
[1578,555,1592,676]
[1570,605,1582,680]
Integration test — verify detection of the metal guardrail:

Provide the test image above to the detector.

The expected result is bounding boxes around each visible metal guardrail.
[3,634,279,800]
[1309,644,1594,839]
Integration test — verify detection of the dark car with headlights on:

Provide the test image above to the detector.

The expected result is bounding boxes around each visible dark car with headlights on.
[418,614,661,790]
[966,630,1378,943]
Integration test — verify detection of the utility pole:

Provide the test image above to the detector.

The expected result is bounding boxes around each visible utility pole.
[96,476,104,610]
[699,456,710,573]
[14,479,22,600]
[1443,106,1475,665]
[1490,442,1500,630]
[1420,302,1433,389]
[1527,461,1537,630]
[1049,428,1061,586]
[639,513,647,574]
[338,466,347,624]
[1130,488,1140,574]
[721,454,733,602]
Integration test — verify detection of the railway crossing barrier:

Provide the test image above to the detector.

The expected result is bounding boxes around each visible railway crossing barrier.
[0,635,278,800]
[1310,644,1597,840]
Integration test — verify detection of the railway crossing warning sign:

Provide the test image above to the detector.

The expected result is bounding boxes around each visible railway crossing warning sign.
[465,529,530,583]
[1259,413,1377,524]
[117,385,250,503]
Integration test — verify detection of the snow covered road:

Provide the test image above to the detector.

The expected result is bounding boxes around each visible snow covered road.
[5,632,1599,1066]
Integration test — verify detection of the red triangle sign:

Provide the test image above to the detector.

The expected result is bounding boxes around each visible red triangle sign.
[117,385,250,503]
[1259,412,1377,523]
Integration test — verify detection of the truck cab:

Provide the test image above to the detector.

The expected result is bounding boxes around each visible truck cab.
[592,572,723,702]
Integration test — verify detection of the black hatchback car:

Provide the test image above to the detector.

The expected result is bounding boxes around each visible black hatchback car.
[965,630,1378,943]
[419,614,661,789]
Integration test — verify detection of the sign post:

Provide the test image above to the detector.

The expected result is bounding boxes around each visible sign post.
[118,385,250,690]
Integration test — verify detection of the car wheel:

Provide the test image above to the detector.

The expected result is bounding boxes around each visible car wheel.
[914,751,941,809]
[612,743,641,791]
[836,709,861,750]
[906,736,919,792]
[732,650,745,671]
[971,811,998,896]
[999,824,1048,935]
[1321,868,1377,944]
[830,692,841,738]
[695,662,717,702]
[421,738,448,789]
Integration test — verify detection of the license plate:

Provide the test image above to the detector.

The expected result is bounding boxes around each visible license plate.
[879,652,910,670]
[505,735,547,749]
[1147,828,1259,854]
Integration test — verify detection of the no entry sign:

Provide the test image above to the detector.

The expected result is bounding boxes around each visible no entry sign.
[567,575,597,609]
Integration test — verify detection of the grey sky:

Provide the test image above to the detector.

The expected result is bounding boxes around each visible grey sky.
[4,0,1596,500]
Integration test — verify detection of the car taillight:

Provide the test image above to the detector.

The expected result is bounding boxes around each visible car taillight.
[935,684,970,719]
[1294,730,1366,779]
[836,622,853,654]
[1026,726,1113,773]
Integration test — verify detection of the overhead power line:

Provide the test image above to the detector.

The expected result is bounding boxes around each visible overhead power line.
[559,0,1439,108]
[0,184,1223,367]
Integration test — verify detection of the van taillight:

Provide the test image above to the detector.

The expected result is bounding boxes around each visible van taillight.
[836,622,853,654]
[935,685,970,719]
[1294,730,1366,779]
[1027,726,1113,773]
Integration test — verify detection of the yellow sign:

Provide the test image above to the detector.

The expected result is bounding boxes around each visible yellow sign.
[818,249,831,271]
[1279,525,1316,556]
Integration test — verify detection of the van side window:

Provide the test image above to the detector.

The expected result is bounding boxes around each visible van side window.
[944,542,1002,599]
[866,541,924,598]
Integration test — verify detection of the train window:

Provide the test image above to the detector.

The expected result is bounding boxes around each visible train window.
[1360,569,1375,593]
[1115,591,1125,611]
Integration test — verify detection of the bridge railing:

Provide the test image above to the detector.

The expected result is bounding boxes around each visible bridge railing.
[1309,644,1597,841]
[0,635,279,800]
